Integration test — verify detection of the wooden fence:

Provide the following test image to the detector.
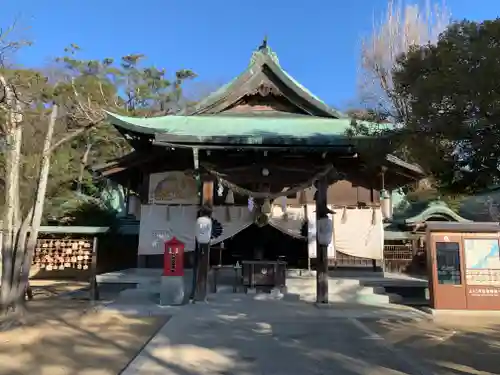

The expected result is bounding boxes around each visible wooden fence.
[329,242,426,275]
[383,243,426,275]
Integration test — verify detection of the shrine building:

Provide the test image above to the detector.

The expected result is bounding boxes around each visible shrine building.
[93,41,425,273]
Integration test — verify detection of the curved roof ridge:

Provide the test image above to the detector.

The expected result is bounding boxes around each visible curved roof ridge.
[179,42,344,118]
[405,200,471,224]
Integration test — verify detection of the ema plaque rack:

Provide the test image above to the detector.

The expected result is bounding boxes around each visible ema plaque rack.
[33,239,93,271]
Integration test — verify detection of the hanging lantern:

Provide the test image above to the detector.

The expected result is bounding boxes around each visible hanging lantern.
[225,190,235,204]
[317,216,333,246]
[195,216,212,245]
[380,189,392,220]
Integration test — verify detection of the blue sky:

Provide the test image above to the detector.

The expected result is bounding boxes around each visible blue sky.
[1,0,499,109]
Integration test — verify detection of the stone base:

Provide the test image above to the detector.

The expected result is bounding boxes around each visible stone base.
[160,276,185,306]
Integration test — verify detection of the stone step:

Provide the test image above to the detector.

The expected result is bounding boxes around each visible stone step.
[285,278,391,305]
[287,269,385,278]
[287,292,390,305]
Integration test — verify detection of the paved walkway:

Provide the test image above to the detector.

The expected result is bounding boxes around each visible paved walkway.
[120,295,431,375]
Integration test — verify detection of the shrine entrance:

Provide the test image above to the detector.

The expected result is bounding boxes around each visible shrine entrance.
[215,223,307,268]
[95,40,426,302]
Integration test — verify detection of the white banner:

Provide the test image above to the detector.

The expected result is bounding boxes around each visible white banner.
[138,203,383,260]
[333,207,384,260]
[138,205,253,254]
[268,204,383,260]
[268,204,305,239]
[268,204,335,259]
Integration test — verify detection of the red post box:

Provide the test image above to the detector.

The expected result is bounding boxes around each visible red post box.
[164,237,185,276]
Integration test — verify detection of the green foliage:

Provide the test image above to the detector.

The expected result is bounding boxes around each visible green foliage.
[344,108,406,169]
[0,42,196,224]
[45,194,119,227]
[393,18,500,194]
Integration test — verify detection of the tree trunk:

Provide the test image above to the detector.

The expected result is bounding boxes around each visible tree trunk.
[0,130,18,314]
[0,76,22,316]
[1,105,58,320]
[17,105,59,305]
[77,143,93,193]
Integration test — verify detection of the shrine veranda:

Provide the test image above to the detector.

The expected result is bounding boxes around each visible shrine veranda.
[93,41,424,274]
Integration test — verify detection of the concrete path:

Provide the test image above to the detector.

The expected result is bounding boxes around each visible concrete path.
[121,295,431,375]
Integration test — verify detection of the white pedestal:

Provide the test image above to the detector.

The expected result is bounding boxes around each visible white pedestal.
[160,276,185,306]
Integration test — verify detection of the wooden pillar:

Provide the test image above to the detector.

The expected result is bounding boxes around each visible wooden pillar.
[315,177,329,304]
[194,178,213,302]
[124,178,131,216]
[89,236,100,301]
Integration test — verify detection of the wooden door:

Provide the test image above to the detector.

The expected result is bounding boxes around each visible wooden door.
[430,233,467,309]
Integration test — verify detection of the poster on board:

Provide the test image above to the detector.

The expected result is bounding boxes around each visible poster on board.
[464,238,500,286]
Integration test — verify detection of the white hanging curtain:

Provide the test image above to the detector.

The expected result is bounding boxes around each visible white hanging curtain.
[268,205,305,239]
[269,204,335,259]
[138,204,383,260]
[139,205,197,253]
[211,206,253,245]
[138,205,253,254]
[333,207,383,260]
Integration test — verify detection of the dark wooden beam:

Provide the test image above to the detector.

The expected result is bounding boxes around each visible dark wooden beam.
[89,236,100,301]
[315,176,329,304]
[194,177,214,302]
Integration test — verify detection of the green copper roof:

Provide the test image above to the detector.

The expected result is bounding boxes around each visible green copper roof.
[105,111,387,146]
[403,201,471,224]
[180,41,345,118]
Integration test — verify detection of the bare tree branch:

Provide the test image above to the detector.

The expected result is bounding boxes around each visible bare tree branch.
[358,0,450,122]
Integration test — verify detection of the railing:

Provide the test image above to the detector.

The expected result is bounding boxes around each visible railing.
[333,252,377,268]
[383,243,426,274]
[326,243,427,275]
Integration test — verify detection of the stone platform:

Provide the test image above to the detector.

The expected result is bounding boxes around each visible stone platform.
[97,268,428,306]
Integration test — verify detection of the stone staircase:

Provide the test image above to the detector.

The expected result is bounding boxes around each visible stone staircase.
[285,275,391,305]
[98,267,427,307]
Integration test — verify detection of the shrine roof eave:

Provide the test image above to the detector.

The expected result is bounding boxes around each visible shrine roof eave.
[105,111,390,146]
[151,140,357,151]
[385,154,424,176]
[152,134,368,149]
[90,151,157,177]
